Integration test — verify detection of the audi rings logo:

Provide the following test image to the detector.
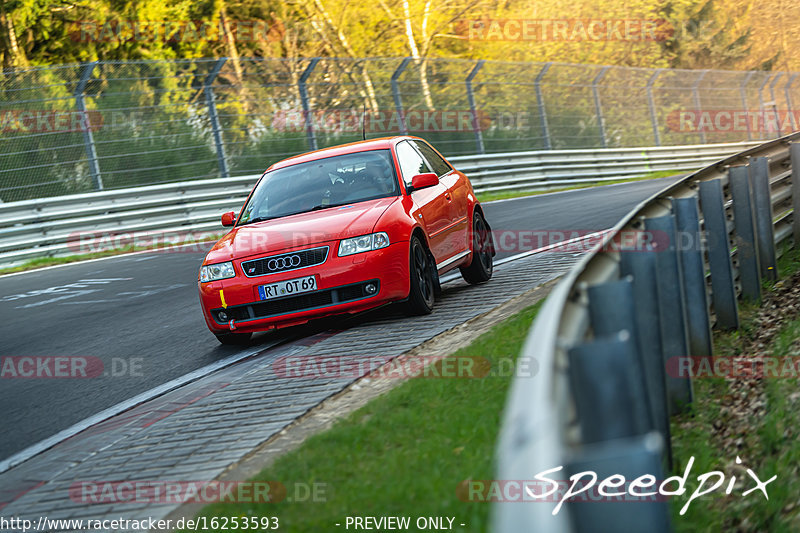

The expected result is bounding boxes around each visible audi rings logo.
[267,254,302,271]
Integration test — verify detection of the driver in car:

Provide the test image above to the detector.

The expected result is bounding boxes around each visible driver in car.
[360,159,394,195]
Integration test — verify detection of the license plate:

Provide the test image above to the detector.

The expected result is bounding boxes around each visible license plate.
[258,275,317,300]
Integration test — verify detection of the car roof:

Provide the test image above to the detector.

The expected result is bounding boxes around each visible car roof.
[266,136,417,172]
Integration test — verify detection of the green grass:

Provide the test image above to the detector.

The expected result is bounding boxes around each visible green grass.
[669,245,800,530]
[188,300,544,533]
[476,170,681,203]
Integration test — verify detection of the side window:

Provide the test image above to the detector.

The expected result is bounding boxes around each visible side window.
[412,140,452,177]
[395,141,432,187]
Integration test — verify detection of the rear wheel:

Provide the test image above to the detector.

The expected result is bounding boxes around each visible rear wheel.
[214,332,252,345]
[460,211,493,285]
[405,235,436,315]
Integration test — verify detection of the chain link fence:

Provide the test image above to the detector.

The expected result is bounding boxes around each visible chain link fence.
[1,57,798,202]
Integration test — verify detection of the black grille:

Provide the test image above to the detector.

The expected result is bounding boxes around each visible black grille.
[214,280,379,323]
[241,247,328,277]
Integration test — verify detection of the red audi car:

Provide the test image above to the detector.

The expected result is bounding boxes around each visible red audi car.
[198,136,494,344]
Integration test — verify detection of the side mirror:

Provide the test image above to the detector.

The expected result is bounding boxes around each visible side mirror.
[409,172,439,193]
[221,211,236,227]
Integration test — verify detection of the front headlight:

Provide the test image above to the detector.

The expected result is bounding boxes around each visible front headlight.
[338,232,390,256]
[200,261,235,282]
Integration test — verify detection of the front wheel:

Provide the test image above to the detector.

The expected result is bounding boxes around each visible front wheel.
[214,332,252,345]
[405,236,436,315]
[460,211,493,285]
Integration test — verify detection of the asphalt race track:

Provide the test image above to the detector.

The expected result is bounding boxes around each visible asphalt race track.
[0,175,680,461]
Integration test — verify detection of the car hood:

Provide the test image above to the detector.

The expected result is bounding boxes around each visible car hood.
[206,197,398,262]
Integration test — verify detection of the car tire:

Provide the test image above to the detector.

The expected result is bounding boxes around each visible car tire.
[214,332,252,345]
[405,235,436,315]
[460,211,493,285]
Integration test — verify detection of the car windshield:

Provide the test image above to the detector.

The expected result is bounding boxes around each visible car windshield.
[238,149,400,225]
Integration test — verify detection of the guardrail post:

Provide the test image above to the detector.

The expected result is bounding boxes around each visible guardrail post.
[587,278,653,431]
[465,60,485,154]
[740,71,756,141]
[749,157,778,280]
[646,70,662,146]
[672,196,715,357]
[698,179,739,329]
[298,58,320,150]
[75,61,103,191]
[792,143,800,244]
[644,214,693,413]
[204,58,229,178]
[729,166,762,301]
[567,330,650,443]
[592,66,610,148]
[565,433,671,533]
[692,70,708,144]
[391,58,412,136]
[620,248,672,469]
[534,62,552,150]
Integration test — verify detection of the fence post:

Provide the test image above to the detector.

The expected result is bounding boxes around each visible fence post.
[786,74,798,132]
[534,62,552,150]
[729,165,762,301]
[644,214,693,414]
[757,74,772,141]
[769,73,783,138]
[75,61,103,191]
[692,70,708,144]
[672,196,714,358]
[391,58,412,136]
[740,71,756,142]
[698,179,739,329]
[792,143,800,245]
[298,58,320,151]
[749,157,778,280]
[646,70,662,146]
[592,66,610,148]
[204,58,229,178]
[465,60,485,154]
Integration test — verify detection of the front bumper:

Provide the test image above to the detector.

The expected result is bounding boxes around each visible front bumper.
[198,241,410,334]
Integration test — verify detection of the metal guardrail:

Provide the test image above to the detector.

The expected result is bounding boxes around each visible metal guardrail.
[493,133,800,532]
[0,142,762,269]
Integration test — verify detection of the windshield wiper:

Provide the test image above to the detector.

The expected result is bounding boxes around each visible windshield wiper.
[310,202,350,211]
[238,216,276,226]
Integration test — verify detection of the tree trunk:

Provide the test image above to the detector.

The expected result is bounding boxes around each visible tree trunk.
[309,0,379,111]
[219,8,247,105]
[0,3,29,70]
[402,0,434,110]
